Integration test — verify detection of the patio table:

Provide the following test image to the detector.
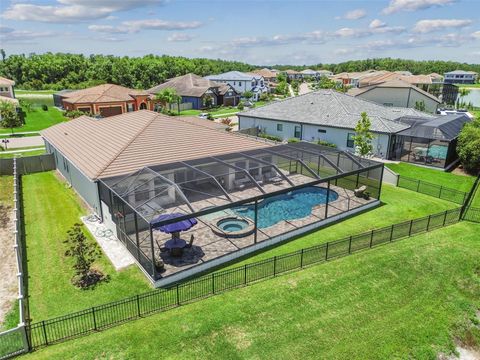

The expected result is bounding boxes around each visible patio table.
[164,238,187,249]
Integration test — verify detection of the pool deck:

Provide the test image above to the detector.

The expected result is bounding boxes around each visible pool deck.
[136,182,374,279]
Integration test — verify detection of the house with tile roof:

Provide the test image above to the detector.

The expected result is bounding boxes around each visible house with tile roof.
[205,71,268,101]
[0,76,19,107]
[444,70,478,84]
[57,84,153,117]
[147,74,240,109]
[238,89,437,159]
[347,79,441,113]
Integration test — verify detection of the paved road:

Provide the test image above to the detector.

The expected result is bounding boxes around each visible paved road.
[299,82,312,95]
[2,136,44,149]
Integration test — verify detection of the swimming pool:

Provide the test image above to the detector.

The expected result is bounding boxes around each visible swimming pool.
[233,186,338,229]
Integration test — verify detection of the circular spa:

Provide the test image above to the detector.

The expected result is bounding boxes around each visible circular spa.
[212,217,255,238]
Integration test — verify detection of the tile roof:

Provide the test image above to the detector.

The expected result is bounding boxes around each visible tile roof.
[61,84,148,104]
[206,71,261,81]
[348,79,441,103]
[249,68,277,79]
[238,90,435,134]
[147,74,221,98]
[41,110,270,179]
[0,76,15,86]
[445,70,478,75]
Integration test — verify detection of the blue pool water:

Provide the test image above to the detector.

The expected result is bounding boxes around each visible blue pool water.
[233,186,338,229]
[427,145,448,160]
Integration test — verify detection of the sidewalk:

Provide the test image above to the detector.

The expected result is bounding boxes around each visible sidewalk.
[3,136,44,149]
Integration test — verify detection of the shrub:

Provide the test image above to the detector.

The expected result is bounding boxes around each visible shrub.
[237,102,245,110]
[65,109,87,119]
[63,223,108,289]
[259,133,282,142]
[41,104,48,111]
[287,138,300,143]
[317,140,337,148]
[206,114,214,120]
[457,119,480,174]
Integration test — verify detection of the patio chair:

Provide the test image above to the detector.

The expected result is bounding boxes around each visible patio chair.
[253,174,264,185]
[263,171,283,184]
[354,185,367,198]
[185,234,195,248]
[234,179,247,190]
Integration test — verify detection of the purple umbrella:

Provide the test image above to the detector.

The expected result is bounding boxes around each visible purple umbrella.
[152,213,197,234]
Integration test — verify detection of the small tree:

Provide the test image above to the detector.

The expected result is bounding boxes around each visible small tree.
[0,101,22,134]
[414,100,426,112]
[64,223,106,289]
[203,94,214,108]
[457,118,480,174]
[155,88,181,113]
[354,112,375,157]
[242,90,254,101]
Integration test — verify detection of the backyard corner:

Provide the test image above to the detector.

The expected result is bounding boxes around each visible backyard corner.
[21,221,480,360]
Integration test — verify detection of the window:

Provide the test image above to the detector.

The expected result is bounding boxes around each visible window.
[277,124,283,132]
[127,103,134,112]
[294,126,301,139]
[347,133,355,148]
[317,129,326,133]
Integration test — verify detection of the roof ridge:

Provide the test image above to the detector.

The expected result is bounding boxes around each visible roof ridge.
[95,111,158,177]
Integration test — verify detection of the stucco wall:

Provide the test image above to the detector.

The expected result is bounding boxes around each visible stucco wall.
[238,116,391,157]
[356,87,439,113]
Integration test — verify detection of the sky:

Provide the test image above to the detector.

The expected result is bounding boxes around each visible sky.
[0,0,479,65]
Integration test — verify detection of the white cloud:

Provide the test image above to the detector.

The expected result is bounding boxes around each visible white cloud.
[413,19,472,33]
[89,19,203,34]
[0,28,56,42]
[2,0,166,23]
[336,8,367,20]
[470,31,480,39]
[167,33,193,42]
[382,0,456,15]
[369,19,386,29]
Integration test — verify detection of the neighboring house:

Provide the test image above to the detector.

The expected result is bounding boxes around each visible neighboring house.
[347,80,441,113]
[429,73,444,83]
[284,69,302,81]
[249,68,278,83]
[317,69,333,78]
[331,70,383,87]
[58,84,152,117]
[300,69,318,80]
[0,76,16,99]
[444,70,478,84]
[147,74,240,110]
[205,71,268,101]
[237,89,436,159]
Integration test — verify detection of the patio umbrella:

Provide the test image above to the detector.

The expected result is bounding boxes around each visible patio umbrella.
[151,213,197,234]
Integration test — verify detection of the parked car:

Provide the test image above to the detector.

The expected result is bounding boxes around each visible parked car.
[198,112,209,119]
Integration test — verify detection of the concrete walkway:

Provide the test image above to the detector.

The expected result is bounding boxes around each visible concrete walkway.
[3,136,44,149]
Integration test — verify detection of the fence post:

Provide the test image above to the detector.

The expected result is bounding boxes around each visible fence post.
[136,295,141,317]
[369,230,374,247]
[416,180,421,192]
[439,185,443,199]
[212,273,215,294]
[92,307,97,331]
[426,215,431,231]
[244,264,247,284]
[41,321,48,346]
[396,174,400,187]
[325,242,329,260]
[443,210,448,226]
[390,224,394,242]
[408,219,413,236]
[300,249,304,268]
[176,284,180,306]
[273,256,277,276]
[348,236,352,253]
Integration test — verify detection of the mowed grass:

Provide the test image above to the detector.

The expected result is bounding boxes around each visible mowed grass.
[24,222,480,360]
[387,162,476,192]
[22,172,151,321]
[221,184,458,268]
[0,147,45,159]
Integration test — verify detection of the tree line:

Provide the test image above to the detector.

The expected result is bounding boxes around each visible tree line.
[1,53,479,91]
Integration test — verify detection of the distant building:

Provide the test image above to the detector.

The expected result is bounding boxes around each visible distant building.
[0,76,16,99]
[205,71,268,101]
[348,79,441,113]
[58,84,152,117]
[444,70,478,84]
[147,74,240,110]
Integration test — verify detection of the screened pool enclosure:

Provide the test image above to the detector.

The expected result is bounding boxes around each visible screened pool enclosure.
[98,142,384,286]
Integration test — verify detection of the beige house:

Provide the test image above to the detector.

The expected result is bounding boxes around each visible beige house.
[0,76,19,107]
[348,80,440,113]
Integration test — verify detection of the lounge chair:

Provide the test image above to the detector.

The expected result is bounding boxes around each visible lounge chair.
[354,185,367,198]
[264,171,283,184]
[253,174,264,185]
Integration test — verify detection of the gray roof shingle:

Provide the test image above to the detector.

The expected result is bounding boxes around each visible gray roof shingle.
[239,90,435,134]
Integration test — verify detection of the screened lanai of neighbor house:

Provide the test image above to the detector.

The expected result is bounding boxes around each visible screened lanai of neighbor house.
[99,141,384,286]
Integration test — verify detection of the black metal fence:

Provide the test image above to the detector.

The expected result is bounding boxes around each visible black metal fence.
[397,175,468,205]
[26,207,464,350]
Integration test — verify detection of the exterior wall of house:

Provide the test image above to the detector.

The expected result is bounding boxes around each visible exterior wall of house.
[45,140,101,215]
[356,87,439,113]
[238,116,391,157]
[209,77,267,99]
[62,96,152,116]
[444,73,477,84]
[181,96,202,109]
[0,84,15,98]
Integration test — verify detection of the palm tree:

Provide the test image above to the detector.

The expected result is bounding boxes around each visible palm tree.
[155,88,181,113]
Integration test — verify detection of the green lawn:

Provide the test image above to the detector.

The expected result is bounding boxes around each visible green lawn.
[220,184,458,268]
[456,83,480,88]
[0,107,66,135]
[0,146,45,159]
[387,162,476,193]
[24,221,480,359]
[21,172,151,321]
[15,90,56,95]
